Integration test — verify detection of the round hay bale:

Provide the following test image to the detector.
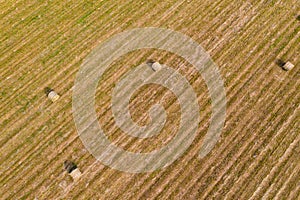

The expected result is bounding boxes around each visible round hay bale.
[69,168,82,181]
[146,59,162,71]
[48,91,60,102]
[282,61,295,71]
[45,87,60,102]
[152,62,162,71]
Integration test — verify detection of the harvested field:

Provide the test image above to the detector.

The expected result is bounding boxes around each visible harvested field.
[0,0,299,199]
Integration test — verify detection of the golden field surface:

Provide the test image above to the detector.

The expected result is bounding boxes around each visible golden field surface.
[0,0,299,199]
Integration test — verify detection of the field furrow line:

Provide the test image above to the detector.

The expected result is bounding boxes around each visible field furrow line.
[134,15,299,199]
[257,133,300,200]
[273,164,300,200]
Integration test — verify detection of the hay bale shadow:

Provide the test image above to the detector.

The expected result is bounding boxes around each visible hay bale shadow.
[275,59,286,69]
[44,87,53,96]
[146,59,155,67]
[64,160,78,173]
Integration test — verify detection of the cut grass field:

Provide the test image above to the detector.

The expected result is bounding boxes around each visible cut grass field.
[0,0,299,199]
